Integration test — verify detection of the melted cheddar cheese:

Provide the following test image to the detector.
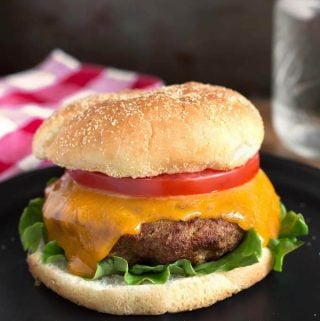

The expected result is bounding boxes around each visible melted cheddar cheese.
[43,170,280,277]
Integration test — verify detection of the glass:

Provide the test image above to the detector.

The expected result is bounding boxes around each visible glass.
[272,0,320,158]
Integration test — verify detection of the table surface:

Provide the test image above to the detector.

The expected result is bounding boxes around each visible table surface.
[253,99,320,169]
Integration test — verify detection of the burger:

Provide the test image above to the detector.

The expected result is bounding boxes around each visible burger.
[18,82,308,315]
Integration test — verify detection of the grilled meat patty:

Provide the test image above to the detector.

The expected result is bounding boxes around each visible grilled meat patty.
[109,218,244,265]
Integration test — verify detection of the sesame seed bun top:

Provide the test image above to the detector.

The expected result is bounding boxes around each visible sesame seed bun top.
[33,82,264,178]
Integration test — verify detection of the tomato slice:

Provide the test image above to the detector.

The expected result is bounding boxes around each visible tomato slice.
[68,154,259,197]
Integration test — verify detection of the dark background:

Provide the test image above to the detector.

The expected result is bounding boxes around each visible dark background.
[0,0,274,96]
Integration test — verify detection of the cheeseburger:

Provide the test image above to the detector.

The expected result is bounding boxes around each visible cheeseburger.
[19,82,308,315]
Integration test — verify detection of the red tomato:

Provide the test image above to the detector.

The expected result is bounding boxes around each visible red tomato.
[68,154,260,197]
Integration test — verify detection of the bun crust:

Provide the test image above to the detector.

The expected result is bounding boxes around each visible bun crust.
[27,248,272,315]
[33,82,264,178]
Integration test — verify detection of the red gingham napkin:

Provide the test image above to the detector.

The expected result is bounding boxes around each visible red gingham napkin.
[0,50,163,182]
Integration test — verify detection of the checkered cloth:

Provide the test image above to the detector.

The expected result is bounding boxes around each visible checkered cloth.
[0,50,163,182]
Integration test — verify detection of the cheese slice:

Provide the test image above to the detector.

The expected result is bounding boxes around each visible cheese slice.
[43,170,280,277]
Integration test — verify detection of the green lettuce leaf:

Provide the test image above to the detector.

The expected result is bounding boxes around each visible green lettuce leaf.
[125,267,170,285]
[269,238,304,272]
[279,211,309,238]
[18,198,44,236]
[280,203,287,220]
[19,198,45,253]
[268,205,309,272]
[46,177,58,187]
[21,222,45,252]
[43,240,66,264]
[195,229,262,274]
[92,256,128,280]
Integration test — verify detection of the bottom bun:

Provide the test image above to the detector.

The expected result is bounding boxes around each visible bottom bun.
[27,248,272,315]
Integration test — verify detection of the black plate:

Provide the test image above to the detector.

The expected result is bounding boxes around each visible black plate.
[1,154,319,321]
